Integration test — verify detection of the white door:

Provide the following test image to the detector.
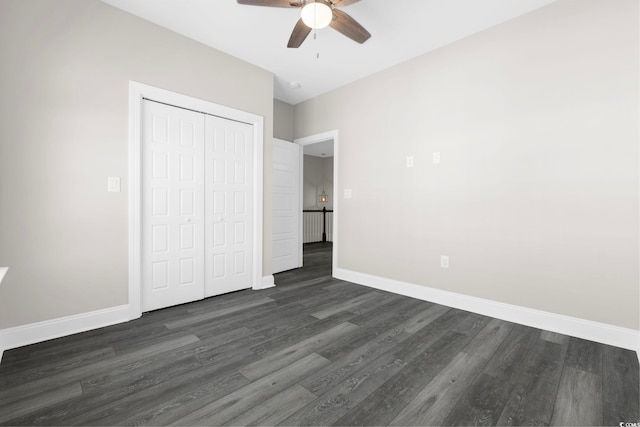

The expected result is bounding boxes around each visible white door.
[142,100,205,311]
[204,115,254,296]
[272,138,301,273]
[142,101,255,310]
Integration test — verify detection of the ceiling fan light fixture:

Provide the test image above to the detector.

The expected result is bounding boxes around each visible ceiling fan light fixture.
[301,1,332,29]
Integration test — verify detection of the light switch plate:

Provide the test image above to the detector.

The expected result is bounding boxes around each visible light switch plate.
[344,189,352,199]
[108,177,121,193]
[433,152,441,164]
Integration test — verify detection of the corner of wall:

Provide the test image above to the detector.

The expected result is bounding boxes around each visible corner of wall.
[335,267,640,353]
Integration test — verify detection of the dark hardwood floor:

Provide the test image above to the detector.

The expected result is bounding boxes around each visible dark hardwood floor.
[1,242,638,426]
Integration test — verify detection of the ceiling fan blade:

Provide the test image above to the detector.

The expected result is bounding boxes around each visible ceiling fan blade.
[329,8,371,44]
[288,18,312,48]
[330,0,360,7]
[236,0,301,7]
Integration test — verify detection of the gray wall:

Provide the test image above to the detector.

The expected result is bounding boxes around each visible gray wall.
[274,99,294,142]
[0,0,274,329]
[294,0,639,330]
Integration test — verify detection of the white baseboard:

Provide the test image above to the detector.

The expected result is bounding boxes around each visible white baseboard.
[2,271,637,364]
[0,272,278,363]
[0,304,131,363]
[255,275,275,290]
[335,267,640,354]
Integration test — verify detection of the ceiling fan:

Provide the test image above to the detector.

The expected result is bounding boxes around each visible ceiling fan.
[237,0,371,48]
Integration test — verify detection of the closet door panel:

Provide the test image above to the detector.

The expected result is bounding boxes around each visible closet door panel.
[205,116,254,297]
[142,100,205,311]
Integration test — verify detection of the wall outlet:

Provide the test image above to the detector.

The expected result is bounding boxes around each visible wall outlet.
[406,156,414,168]
[433,152,441,164]
[440,255,449,268]
[344,189,352,199]
[107,177,121,193]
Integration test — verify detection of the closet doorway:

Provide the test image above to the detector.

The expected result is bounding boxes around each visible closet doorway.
[129,82,264,316]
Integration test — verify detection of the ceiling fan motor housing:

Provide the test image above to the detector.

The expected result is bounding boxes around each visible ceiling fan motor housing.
[301,0,333,29]
[237,0,370,47]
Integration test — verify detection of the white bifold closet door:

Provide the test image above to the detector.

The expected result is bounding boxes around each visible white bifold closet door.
[142,99,253,312]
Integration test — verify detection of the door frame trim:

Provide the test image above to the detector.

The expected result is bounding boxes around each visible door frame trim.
[128,81,264,319]
[294,130,339,277]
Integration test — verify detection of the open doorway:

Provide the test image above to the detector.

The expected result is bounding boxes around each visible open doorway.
[295,130,338,278]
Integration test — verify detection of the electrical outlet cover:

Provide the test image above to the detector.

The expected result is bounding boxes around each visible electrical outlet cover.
[406,156,414,168]
[107,177,121,193]
[440,255,449,268]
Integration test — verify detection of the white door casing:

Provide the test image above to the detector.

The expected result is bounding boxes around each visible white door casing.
[141,100,205,311]
[128,81,264,319]
[205,116,254,296]
[272,138,301,274]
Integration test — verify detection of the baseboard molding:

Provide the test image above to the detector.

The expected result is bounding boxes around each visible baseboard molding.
[335,267,640,354]
[0,272,277,363]
[0,304,131,363]
[255,275,275,290]
[2,272,637,364]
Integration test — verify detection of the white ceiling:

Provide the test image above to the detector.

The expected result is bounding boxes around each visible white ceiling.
[101,0,558,105]
[303,139,334,157]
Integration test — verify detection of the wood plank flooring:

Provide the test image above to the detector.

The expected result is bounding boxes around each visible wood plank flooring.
[1,242,638,426]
